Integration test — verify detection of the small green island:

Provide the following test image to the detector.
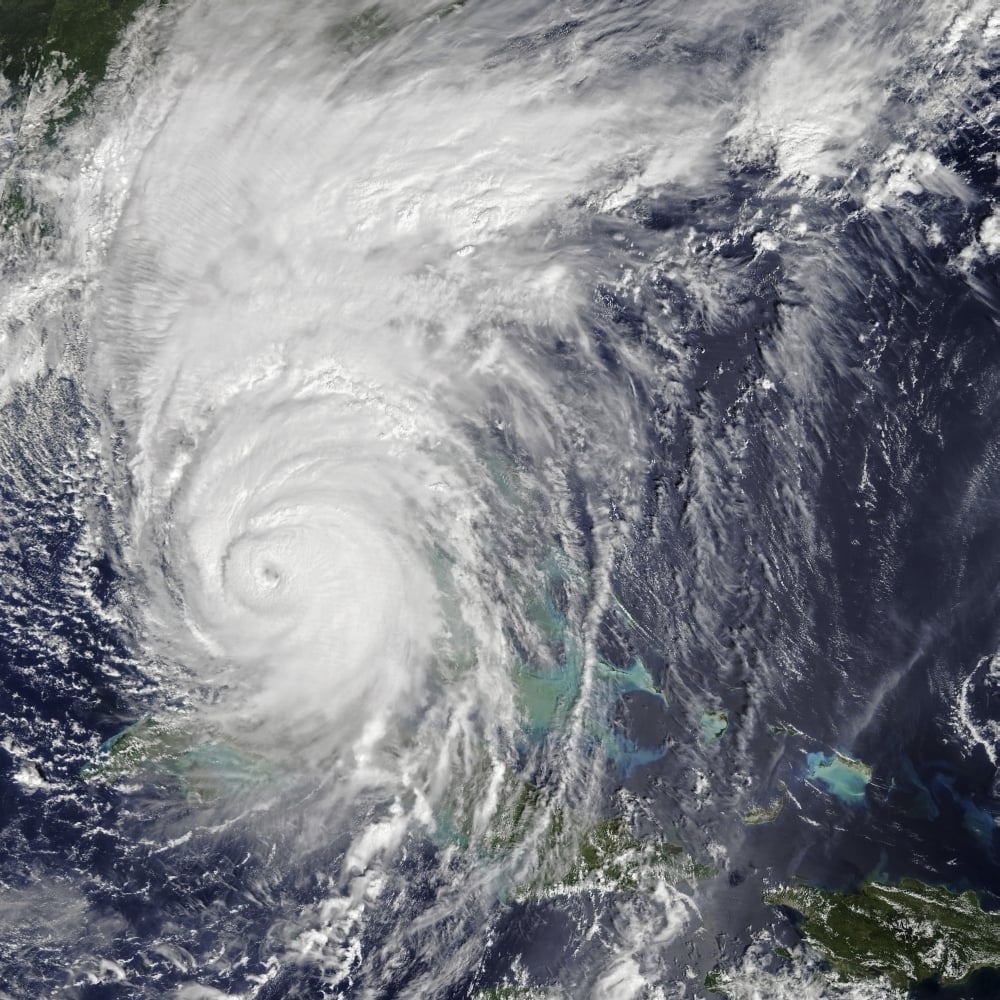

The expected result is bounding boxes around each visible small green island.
[471,988,564,1000]
[742,794,784,825]
[764,878,1000,990]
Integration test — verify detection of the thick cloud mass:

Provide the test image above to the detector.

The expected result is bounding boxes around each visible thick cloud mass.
[2,0,1000,995]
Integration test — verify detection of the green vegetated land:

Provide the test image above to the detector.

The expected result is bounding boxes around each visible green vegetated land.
[764,879,1000,990]
[471,988,565,1000]
[486,776,714,898]
[741,794,784,825]
[0,0,150,118]
[83,717,266,802]
[552,815,714,894]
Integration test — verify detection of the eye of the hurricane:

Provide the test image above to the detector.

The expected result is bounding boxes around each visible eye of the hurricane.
[224,531,296,609]
[162,392,449,744]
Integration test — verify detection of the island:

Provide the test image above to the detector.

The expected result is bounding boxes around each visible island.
[764,878,1000,990]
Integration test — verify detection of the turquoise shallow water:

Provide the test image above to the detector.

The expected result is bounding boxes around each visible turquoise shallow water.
[806,752,872,805]
[4,0,1000,997]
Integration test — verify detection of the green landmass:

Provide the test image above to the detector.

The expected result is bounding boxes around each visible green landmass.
[486,778,710,894]
[46,0,149,90]
[84,717,187,776]
[764,879,1000,989]
[0,180,30,225]
[0,0,59,87]
[0,0,152,128]
[768,722,804,737]
[742,795,784,825]
[471,988,564,1000]
[543,816,715,895]
[0,177,53,238]
[83,717,264,802]
[448,768,714,899]
[490,779,551,851]
[704,968,725,994]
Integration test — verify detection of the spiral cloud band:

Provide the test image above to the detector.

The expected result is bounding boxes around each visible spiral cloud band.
[171,379,445,736]
[4,0,991,992]
[87,2,658,785]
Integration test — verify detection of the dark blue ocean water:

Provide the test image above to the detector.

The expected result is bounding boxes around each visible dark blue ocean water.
[3,5,1000,999]
[4,218,1000,999]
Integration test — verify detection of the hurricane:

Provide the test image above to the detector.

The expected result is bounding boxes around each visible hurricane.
[3,0,1000,997]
